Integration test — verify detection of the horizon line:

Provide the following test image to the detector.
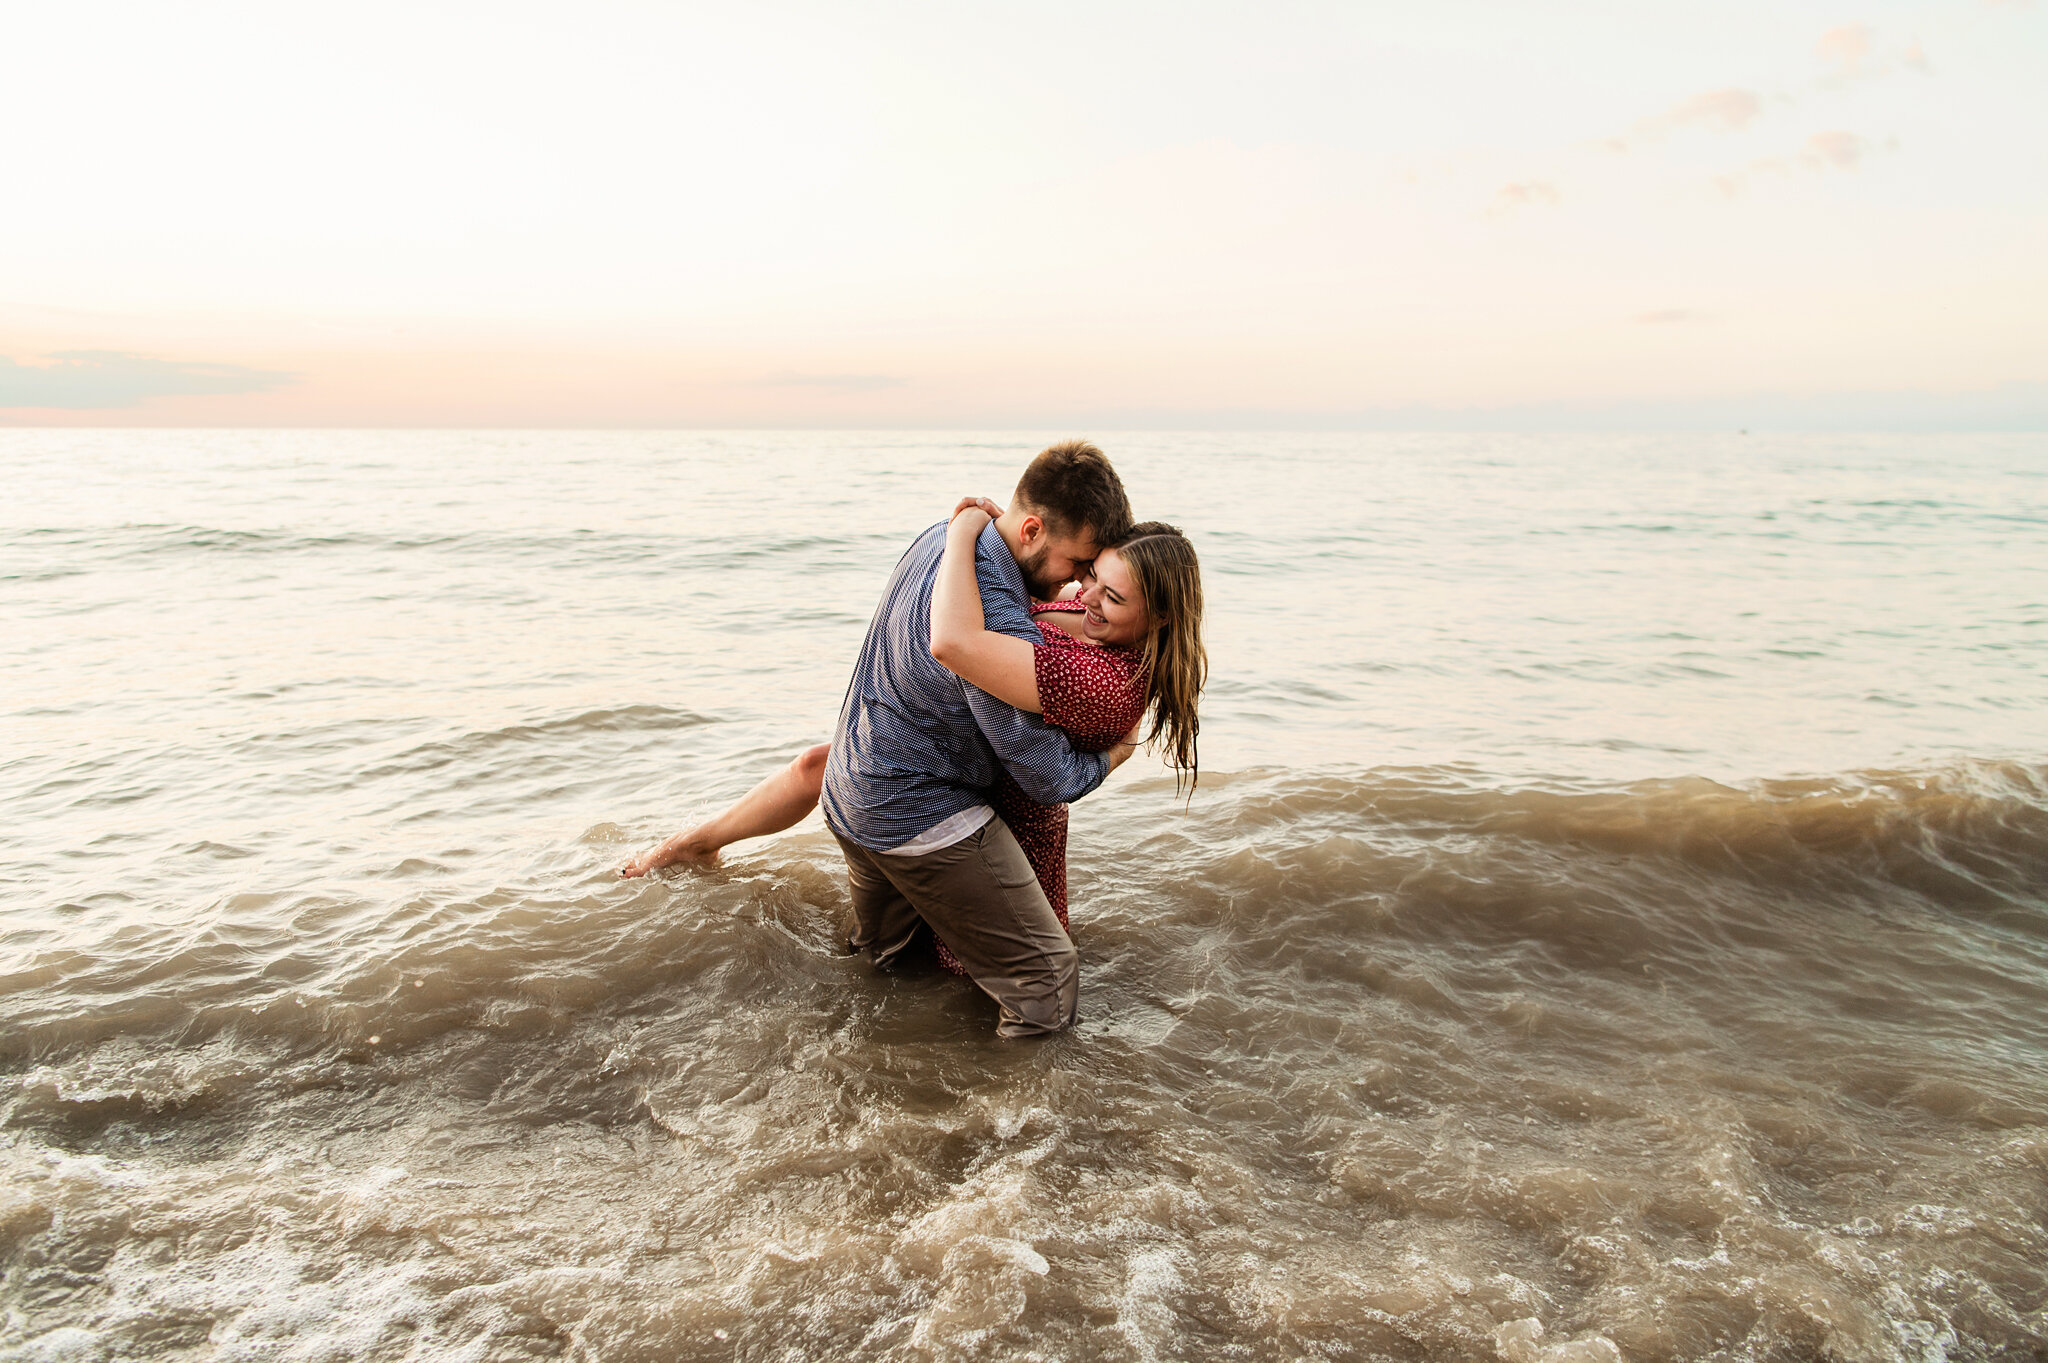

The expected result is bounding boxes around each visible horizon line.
[4,422,2045,434]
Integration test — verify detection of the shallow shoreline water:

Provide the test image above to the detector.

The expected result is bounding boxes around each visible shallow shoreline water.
[3,431,2045,1359]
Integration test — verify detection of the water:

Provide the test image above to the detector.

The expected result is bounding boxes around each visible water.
[2,430,2045,1361]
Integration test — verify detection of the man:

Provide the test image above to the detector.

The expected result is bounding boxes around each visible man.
[820,440,1137,1037]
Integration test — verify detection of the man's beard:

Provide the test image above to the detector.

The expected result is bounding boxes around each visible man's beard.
[1016,542,1069,601]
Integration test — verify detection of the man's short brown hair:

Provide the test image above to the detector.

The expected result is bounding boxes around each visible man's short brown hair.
[1013,440,1132,544]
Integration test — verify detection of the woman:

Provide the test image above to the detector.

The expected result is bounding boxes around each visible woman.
[621,498,1205,969]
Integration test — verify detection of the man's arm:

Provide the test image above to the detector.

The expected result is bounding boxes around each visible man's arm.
[960,523,1113,805]
[963,686,1112,804]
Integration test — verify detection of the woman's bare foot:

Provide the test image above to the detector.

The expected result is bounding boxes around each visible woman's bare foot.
[618,829,721,877]
[617,744,829,879]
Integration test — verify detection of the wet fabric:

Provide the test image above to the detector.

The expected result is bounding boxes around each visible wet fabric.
[935,600,1145,976]
[833,820,1078,1038]
[818,521,1109,853]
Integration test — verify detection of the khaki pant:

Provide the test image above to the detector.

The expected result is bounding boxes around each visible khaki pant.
[833,818,1078,1038]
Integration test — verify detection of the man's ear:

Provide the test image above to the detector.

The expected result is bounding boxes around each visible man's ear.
[1016,514,1044,546]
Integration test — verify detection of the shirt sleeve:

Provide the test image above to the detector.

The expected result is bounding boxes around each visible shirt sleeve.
[958,523,1110,805]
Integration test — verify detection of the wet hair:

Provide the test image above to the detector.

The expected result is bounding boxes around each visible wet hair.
[1013,440,1133,545]
[1109,521,1206,795]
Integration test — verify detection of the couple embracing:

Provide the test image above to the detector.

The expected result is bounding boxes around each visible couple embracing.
[623,441,1206,1038]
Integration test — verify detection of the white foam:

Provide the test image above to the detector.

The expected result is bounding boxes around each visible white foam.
[0,1327,110,1363]
[1116,1246,1189,1363]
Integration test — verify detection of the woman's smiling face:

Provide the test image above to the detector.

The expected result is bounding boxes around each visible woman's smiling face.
[1077,547,1152,646]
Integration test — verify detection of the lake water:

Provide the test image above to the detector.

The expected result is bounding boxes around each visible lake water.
[2,429,2045,1361]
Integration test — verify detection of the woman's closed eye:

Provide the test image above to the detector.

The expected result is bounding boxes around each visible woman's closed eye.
[1082,568,1123,603]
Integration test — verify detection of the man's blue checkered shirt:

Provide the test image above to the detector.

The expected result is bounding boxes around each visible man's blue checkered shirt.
[820,520,1110,852]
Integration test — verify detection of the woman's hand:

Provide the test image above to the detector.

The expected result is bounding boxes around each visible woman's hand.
[1105,718,1146,772]
[950,495,1003,523]
[946,503,991,550]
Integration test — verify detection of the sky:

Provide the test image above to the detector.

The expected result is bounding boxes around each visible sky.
[2,0,2044,427]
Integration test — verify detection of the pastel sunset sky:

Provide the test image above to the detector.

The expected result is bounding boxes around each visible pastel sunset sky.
[3,0,2043,427]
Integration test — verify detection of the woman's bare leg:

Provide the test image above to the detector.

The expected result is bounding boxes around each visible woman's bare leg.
[620,744,829,876]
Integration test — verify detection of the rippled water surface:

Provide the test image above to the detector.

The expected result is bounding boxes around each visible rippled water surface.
[2,430,2045,1361]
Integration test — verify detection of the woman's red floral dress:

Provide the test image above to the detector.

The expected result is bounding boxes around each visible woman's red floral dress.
[934,600,1146,976]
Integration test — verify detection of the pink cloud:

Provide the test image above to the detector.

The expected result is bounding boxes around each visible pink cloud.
[1715,130,1870,195]
[1713,157,1791,197]
[1803,130,1865,170]
[1657,88,1762,134]
[1491,180,1561,215]
[1615,88,1763,151]
[1816,23,1875,77]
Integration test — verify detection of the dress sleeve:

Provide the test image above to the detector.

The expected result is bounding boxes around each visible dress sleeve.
[1034,637,1146,751]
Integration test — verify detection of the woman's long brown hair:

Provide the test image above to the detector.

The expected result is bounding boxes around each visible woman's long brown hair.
[1111,521,1207,795]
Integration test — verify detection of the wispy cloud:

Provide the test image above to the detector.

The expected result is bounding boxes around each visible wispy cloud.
[1490,180,1560,215]
[1713,159,1788,197]
[0,350,292,410]
[1592,87,1764,155]
[1638,88,1763,140]
[1602,26,1921,183]
[1712,128,1870,195]
[1802,129,1865,170]
[1815,23,1875,79]
[1812,23,1930,83]
[751,371,907,391]
[1634,309,1710,325]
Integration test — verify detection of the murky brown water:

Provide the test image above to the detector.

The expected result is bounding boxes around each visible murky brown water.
[3,432,2045,1360]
